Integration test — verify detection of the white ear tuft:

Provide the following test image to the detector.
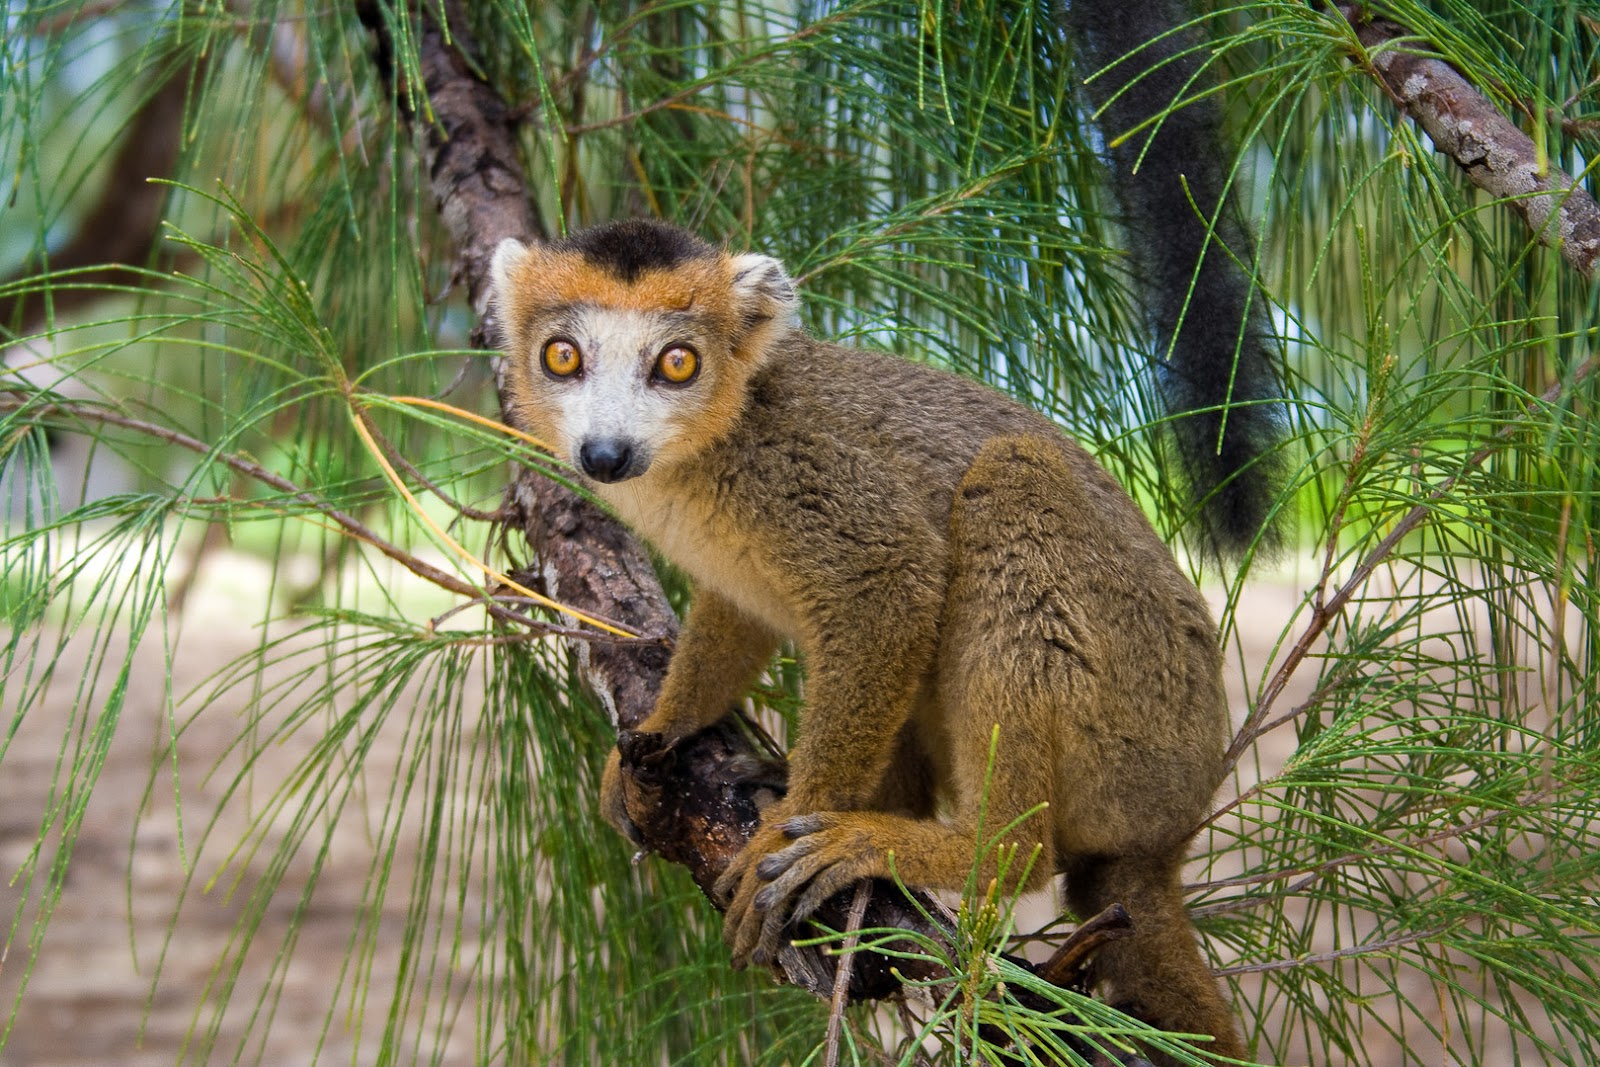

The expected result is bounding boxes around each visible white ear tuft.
[729,252,798,329]
[490,238,529,303]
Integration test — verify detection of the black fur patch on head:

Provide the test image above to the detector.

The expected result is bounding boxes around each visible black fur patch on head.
[558,220,715,282]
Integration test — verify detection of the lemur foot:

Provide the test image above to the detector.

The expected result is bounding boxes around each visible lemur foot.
[717,810,885,969]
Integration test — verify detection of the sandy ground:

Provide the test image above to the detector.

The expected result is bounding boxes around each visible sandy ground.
[0,551,480,1067]
[0,548,1566,1066]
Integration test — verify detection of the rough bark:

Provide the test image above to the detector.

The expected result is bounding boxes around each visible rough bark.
[1337,4,1600,280]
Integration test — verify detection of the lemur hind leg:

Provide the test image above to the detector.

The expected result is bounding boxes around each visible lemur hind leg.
[749,434,1242,1061]
[955,435,1246,1062]
[742,435,1087,958]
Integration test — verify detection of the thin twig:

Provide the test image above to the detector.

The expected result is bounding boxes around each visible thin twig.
[5,392,479,598]
[1035,904,1135,990]
[896,1002,938,1067]
[1191,794,1548,915]
[356,406,503,522]
[822,883,873,1067]
[1223,353,1599,772]
[348,399,638,638]
[1213,927,1445,978]
[433,595,670,648]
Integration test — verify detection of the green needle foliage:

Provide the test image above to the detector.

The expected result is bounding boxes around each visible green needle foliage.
[2,1,1598,1064]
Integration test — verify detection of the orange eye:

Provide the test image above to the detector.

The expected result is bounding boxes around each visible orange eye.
[654,344,699,385]
[542,339,582,379]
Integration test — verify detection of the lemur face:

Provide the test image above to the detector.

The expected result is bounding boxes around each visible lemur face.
[491,220,796,484]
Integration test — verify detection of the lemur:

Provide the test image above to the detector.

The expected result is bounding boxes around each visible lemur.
[490,2,1280,1061]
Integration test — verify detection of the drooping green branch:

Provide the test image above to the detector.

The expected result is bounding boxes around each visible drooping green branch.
[2,55,196,336]
[1221,348,1598,771]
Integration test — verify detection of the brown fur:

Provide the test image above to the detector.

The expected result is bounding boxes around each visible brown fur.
[492,221,1244,1063]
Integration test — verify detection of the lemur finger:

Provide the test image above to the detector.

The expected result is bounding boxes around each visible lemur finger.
[712,865,740,907]
[753,849,828,914]
[728,885,768,967]
[780,813,827,838]
[757,854,875,961]
[791,864,865,927]
[751,889,798,962]
[722,882,758,963]
[719,820,791,903]
[713,841,760,906]
[754,850,838,956]
[755,834,823,881]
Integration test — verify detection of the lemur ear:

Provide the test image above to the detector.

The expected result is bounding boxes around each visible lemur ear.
[728,253,798,343]
[488,238,533,345]
[490,238,529,303]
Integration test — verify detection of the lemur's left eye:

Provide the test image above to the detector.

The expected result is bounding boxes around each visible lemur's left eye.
[653,344,699,386]
[542,339,582,379]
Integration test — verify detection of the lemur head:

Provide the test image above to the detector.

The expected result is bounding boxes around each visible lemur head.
[490,220,797,484]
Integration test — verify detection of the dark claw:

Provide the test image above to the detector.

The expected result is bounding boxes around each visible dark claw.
[793,868,852,925]
[753,884,776,912]
[713,871,737,906]
[615,812,645,849]
[750,946,769,967]
[756,851,795,880]
[759,833,822,881]
[759,904,793,959]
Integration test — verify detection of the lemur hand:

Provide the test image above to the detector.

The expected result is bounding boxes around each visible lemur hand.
[599,747,645,848]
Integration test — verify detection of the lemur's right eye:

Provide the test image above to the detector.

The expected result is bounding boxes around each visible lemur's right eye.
[542,339,582,379]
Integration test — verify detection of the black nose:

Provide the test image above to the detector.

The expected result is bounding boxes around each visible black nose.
[579,438,636,483]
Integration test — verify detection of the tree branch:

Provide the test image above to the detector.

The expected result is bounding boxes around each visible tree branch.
[1334,4,1600,279]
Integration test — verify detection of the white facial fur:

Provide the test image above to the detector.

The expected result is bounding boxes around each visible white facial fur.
[534,306,706,477]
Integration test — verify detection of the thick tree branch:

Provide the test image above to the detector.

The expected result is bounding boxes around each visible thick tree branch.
[1335,4,1600,279]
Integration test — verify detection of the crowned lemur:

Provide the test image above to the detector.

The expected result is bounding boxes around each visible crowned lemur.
[491,2,1281,1060]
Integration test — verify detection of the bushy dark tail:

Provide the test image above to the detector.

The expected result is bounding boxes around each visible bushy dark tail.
[1066,0,1286,561]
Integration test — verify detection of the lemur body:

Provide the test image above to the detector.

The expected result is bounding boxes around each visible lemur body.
[491,219,1246,1058]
